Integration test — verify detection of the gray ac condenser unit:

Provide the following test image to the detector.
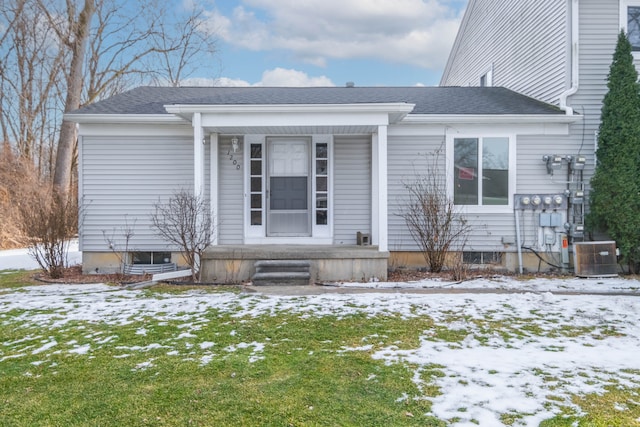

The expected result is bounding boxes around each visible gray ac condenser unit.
[573,241,618,277]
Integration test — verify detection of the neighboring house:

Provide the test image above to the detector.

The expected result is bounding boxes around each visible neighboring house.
[441,0,638,216]
[67,86,579,282]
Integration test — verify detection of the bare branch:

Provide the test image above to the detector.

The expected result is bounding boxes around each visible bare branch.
[150,190,215,282]
[398,150,471,273]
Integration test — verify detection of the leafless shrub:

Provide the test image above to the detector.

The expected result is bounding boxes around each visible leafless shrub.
[102,216,136,274]
[150,189,215,282]
[17,189,79,278]
[399,151,471,273]
[449,251,470,282]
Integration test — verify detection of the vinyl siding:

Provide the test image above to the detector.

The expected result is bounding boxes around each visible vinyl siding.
[387,131,577,253]
[567,0,621,197]
[387,134,444,251]
[80,135,200,252]
[217,137,244,244]
[441,0,569,105]
[333,136,371,244]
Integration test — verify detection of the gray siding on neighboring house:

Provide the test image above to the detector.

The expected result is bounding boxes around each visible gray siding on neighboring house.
[80,135,197,252]
[217,137,244,244]
[568,0,620,196]
[441,0,569,105]
[333,136,371,245]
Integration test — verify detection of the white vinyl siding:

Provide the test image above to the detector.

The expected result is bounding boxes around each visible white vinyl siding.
[80,135,198,252]
[217,136,244,244]
[333,136,371,245]
[441,0,569,105]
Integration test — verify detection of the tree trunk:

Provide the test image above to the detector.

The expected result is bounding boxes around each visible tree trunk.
[52,0,95,197]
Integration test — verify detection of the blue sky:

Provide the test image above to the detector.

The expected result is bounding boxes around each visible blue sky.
[186,0,468,87]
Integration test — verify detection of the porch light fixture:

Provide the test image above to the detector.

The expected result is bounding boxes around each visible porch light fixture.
[231,136,239,153]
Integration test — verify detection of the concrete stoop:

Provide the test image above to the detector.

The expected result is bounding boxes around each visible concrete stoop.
[251,260,312,286]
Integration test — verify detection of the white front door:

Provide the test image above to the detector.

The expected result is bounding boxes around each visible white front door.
[267,139,311,236]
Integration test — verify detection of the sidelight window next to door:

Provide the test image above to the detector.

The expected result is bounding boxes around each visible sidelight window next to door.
[248,137,330,239]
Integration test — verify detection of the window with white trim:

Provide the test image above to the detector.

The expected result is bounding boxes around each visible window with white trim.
[452,136,511,207]
[629,5,640,50]
[622,1,640,51]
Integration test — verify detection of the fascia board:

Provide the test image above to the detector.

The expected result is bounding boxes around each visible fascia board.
[64,114,187,124]
[164,103,415,125]
[402,114,582,125]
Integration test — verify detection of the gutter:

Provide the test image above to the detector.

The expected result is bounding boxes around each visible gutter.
[559,0,580,115]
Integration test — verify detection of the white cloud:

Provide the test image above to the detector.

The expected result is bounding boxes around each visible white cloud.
[255,68,334,87]
[183,68,334,87]
[203,0,465,69]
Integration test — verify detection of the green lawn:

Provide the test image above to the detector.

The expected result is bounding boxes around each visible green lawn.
[1,273,640,426]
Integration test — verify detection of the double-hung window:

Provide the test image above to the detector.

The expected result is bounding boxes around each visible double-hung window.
[449,135,514,210]
[623,1,640,51]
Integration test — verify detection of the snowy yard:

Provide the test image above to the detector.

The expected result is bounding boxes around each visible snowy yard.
[1,275,640,426]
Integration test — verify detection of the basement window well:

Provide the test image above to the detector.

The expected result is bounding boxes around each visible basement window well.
[132,252,172,264]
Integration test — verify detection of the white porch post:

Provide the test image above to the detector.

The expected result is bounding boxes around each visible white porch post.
[372,125,388,251]
[193,112,204,197]
[209,133,219,245]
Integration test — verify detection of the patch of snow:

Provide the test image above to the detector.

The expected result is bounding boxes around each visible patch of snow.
[0,240,81,271]
[31,339,57,355]
[68,344,91,355]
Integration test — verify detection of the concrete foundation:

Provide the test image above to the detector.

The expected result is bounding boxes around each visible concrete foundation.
[389,250,568,274]
[201,245,389,284]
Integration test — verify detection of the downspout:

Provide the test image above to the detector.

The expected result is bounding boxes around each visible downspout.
[559,0,579,115]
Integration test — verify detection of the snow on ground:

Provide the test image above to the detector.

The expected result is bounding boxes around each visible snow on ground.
[2,281,640,426]
[2,246,640,425]
[0,241,81,271]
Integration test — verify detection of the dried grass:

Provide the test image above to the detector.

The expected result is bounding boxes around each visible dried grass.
[0,143,39,249]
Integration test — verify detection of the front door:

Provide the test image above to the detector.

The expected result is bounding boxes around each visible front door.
[267,139,311,236]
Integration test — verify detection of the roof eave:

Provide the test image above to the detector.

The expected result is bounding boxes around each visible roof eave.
[64,113,188,124]
[402,114,582,124]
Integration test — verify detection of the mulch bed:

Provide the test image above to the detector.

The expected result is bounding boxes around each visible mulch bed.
[34,265,151,285]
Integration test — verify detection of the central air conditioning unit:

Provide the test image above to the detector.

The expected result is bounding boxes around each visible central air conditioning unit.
[573,241,618,277]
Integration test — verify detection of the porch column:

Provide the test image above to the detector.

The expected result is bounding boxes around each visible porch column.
[193,112,204,197]
[372,125,388,251]
[209,133,219,245]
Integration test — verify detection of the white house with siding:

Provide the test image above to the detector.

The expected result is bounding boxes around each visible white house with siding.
[67,86,580,282]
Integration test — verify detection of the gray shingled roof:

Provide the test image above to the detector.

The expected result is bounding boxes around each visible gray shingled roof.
[72,86,565,116]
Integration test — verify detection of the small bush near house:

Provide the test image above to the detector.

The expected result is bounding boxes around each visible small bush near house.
[151,189,215,282]
[17,189,78,279]
[400,151,471,273]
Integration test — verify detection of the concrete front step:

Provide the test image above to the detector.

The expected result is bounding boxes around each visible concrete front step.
[254,260,311,274]
[251,271,311,286]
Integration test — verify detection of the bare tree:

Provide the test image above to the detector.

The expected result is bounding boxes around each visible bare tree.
[2,0,220,196]
[149,9,218,87]
[150,190,215,282]
[38,0,95,196]
[40,0,218,195]
[399,151,471,273]
[0,1,65,176]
